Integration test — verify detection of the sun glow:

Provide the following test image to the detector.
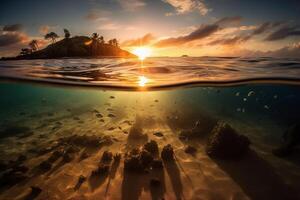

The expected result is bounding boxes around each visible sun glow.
[132,47,151,60]
[138,76,148,87]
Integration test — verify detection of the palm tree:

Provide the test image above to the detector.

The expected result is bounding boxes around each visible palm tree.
[64,29,71,39]
[91,33,99,41]
[98,36,104,44]
[112,38,118,47]
[20,48,32,56]
[108,39,113,46]
[44,32,59,43]
[29,40,38,51]
[90,33,100,56]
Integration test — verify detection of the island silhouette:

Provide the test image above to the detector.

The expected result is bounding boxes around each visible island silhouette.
[1,29,136,60]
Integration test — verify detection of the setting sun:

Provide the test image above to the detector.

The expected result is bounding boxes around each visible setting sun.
[138,76,148,87]
[132,47,151,60]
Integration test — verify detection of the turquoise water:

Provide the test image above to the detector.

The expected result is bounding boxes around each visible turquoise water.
[1,58,300,199]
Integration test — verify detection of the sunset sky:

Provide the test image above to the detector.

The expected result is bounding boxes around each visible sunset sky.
[0,0,300,57]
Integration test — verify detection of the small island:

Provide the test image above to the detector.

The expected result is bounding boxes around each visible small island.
[1,29,136,60]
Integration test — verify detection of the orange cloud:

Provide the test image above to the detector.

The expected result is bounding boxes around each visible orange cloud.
[122,33,156,47]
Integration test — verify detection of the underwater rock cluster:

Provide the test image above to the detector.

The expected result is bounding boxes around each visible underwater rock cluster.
[124,141,172,172]
[206,122,250,159]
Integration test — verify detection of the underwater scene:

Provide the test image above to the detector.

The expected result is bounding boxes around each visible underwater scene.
[1,58,300,200]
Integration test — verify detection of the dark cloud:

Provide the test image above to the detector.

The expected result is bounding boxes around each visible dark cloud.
[122,33,155,46]
[0,32,28,47]
[155,24,219,47]
[3,24,23,32]
[209,21,286,46]
[265,25,300,41]
[215,16,243,26]
[209,35,251,46]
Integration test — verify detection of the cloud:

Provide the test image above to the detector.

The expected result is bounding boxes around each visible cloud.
[122,33,156,46]
[39,25,50,35]
[208,21,286,46]
[155,23,219,47]
[85,9,110,21]
[118,0,146,11]
[265,25,300,41]
[2,24,23,32]
[0,31,28,47]
[97,23,120,30]
[215,16,242,26]
[164,0,210,16]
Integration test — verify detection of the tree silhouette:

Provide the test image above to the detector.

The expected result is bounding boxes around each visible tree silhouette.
[98,36,104,44]
[29,40,38,51]
[108,39,118,47]
[112,38,118,47]
[91,33,99,41]
[44,32,59,43]
[64,29,71,39]
[20,48,32,56]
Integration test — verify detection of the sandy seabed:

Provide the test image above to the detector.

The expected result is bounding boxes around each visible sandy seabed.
[0,95,300,200]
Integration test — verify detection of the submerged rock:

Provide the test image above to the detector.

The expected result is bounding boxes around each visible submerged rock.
[74,175,86,190]
[153,132,164,137]
[179,119,216,140]
[206,122,250,159]
[124,149,154,172]
[184,145,197,155]
[273,123,300,157]
[161,144,174,161]
[143,140,159,156]
[0,171,28,187]
[39,160,52,171]
[101,151,113,163]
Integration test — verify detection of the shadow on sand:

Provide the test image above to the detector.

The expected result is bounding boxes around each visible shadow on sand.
[121,167,166,200]
[213,149,299,200]
[164,160,183,200]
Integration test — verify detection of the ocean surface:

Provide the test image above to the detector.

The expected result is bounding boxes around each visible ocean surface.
[0,57,300,200]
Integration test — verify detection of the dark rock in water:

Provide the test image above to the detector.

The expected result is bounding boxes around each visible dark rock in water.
[0,171,28,187]
[80,151,90,160]
[124,149,154,172]
[113,153,122,162]
[48,150,64,162]
[273,123,300,157]
[39,160,52,171]
[28,186,42,198]
[152,159,163,169]
[63,153,73,162]
[107,113,116,118]
[153,132,164,137]
[65,145,80,154]
[12,165,29,173]
[101,151,113,163]
[91,163,110,176]
[150,178,161,187]
[74,175,86,190]
[0,126,32,139]
[0,161,9,171]
[206,122,250,159]
[59,134,105,148]
[161,144,174,161]
[184,145,197,155]
[143,140,159,155]
[16,154,27,163]
[96,113,103,118]
[179,118,217,140]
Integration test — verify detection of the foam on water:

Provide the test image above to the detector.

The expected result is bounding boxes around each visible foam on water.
[1,57,300,89]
